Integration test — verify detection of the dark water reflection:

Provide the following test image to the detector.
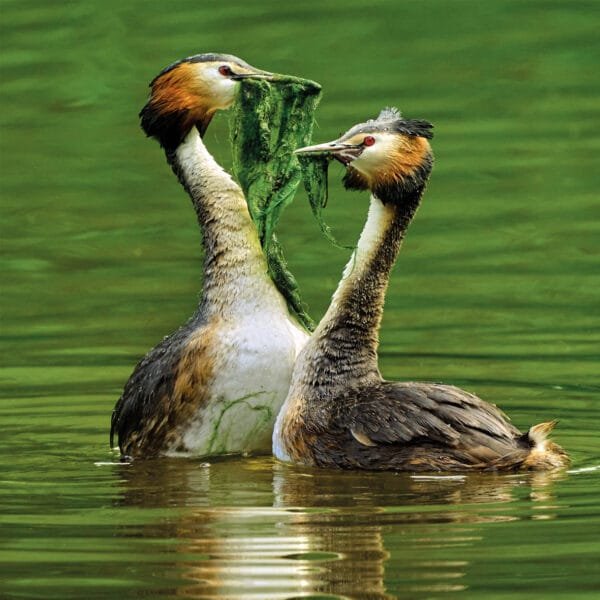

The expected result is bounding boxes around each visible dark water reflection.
[98,457,584,599]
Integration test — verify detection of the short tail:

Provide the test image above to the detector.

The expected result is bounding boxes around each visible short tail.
[528,420,558,446]
[524,420,570,470]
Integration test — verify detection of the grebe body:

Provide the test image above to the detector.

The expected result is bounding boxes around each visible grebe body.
[111,55,308,458]
[274,109,568,472]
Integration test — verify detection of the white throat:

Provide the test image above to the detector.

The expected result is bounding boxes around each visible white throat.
[326,195,390,317]
[174,128,307,326]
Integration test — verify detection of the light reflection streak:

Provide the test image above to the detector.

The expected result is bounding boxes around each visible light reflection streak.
[113,459,563,598]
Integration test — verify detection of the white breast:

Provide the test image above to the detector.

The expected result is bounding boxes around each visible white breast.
[173,312,308,457]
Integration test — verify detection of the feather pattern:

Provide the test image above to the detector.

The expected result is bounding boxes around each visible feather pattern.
[274,111,568,472]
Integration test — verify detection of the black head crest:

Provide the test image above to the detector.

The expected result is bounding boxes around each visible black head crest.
[376,106,434,139]
[394,118,434,139]
[341,107,434,141]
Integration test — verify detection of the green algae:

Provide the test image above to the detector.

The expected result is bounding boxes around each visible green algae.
[206,392,273,454]
[297,153,352,250]
[229,75,322,331]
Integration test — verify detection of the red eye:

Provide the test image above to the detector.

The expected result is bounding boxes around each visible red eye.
[363,135,376,146]
[218,65,232,76]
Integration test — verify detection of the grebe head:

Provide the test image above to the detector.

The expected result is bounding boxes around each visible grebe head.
[140,53,273,150]
[296,107,434,200]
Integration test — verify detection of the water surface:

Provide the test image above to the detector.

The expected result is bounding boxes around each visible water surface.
[1,1,599,598]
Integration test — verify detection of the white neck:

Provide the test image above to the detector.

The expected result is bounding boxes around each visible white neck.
[174,128,292,320]
[287,194,394,389]
[317,195,392,334]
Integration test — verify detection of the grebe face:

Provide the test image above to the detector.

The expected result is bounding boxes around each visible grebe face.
[148,54,274,115]
[295,131,398,181]
[296,110,433,195]
[192,62,239,110]
[296,129,432,190]
[339,132,398,179]
[141,54,274,147]
[188,59,273,111]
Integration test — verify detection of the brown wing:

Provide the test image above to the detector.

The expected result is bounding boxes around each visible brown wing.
[110,315,210,457]
[110,332,185,456]
[341,381,521,453]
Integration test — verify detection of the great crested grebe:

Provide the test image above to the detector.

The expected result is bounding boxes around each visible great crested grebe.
[111,54,308,458]
[273,108,569,471]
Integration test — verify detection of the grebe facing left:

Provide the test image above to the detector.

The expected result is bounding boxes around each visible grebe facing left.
[273,108,568,472]
[111,54,308,459]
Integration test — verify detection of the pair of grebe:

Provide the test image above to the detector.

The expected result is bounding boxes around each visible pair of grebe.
[111,54,568,471]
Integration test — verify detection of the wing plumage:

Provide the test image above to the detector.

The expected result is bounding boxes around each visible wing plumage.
[335,382,523,468]
[110,321,198,456]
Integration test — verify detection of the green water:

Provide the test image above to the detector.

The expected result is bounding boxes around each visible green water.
[1,1,599,598]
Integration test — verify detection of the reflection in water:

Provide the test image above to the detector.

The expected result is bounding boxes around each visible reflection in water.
[115,459,564,599]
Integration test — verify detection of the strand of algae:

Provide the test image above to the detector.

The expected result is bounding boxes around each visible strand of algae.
[297,153,352,251]
[229,75,322,332]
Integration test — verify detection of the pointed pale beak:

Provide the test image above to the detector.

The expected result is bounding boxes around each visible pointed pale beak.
[295,141,341,154]
[231,69,275,81]
[295,140,362,166]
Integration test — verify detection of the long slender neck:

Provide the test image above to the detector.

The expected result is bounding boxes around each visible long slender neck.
[301,187,423,386]
[167,127,286,320]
